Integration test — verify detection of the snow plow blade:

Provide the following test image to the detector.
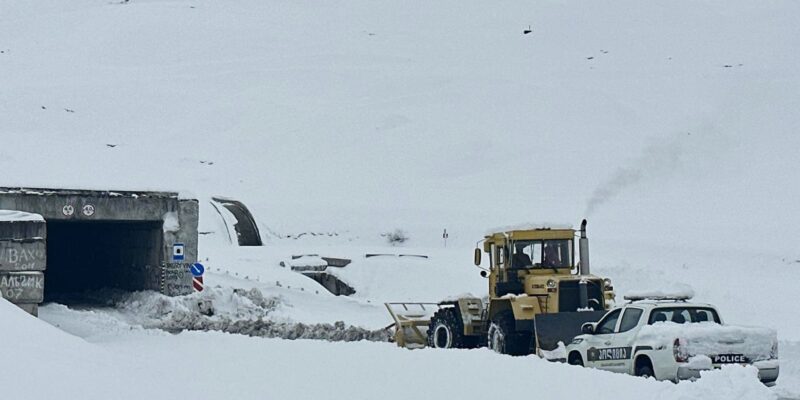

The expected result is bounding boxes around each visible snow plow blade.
[534,310,607,351]
[384,302,442,349]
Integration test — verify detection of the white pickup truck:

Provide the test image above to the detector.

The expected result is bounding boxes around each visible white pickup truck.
[564,295,779,385]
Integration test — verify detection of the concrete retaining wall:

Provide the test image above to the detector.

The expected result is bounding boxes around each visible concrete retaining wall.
[302,272,356,296]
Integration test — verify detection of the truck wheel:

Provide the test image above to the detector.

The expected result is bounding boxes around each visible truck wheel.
[635,357,655,379]
[487,311,532,356]
[427,307,466,349]
[568,352,584,366]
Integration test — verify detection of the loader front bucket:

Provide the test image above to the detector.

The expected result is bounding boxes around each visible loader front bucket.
[534,310,607,351]
[384,302,441,349]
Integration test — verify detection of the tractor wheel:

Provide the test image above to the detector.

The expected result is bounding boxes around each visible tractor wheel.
[487,311,532,356]
[427,307,468,349]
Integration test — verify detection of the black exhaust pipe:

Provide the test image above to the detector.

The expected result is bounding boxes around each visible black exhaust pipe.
[579,219,589,309]
[579,219,590,276]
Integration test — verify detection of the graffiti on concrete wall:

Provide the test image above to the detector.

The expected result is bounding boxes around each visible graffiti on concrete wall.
[0,241,46,271]
[160,263,193,296]
[0,272,45,302]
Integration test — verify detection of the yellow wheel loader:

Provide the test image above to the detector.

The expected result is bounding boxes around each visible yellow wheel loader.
[385,220,615,356]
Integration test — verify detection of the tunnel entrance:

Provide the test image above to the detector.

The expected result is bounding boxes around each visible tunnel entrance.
[1,187,200,315]
[44,220,163,303]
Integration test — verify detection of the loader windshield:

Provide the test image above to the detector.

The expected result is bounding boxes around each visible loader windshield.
[512,239,572,269]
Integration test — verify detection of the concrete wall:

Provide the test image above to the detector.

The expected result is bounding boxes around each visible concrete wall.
[0,188,200,312]
[302,271,356,296]
[0,240,46,271]
[0,218,46,316]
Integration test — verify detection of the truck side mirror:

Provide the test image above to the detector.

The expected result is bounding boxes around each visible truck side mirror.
[581,322,595,335]
[473,248,482,266]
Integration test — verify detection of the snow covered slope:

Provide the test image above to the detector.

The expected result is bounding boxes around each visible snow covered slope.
[2,0,800,398]
[2,0,799,251]
[0,299,165,399]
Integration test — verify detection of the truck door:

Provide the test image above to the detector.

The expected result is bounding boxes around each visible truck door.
[583,308,622,370]
[606,307,643,373]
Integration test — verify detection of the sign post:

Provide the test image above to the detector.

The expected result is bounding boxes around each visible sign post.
[443,229,449,248]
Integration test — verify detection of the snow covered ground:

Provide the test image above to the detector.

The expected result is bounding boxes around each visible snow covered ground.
[11,236,799,399]
[2,0,800,398]
[10,299,782,400]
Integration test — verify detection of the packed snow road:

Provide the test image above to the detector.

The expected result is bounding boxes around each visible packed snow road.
[26,301,796,400]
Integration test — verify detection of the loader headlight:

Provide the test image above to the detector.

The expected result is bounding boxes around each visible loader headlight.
[546,279,557,289]
[603,278,613,290]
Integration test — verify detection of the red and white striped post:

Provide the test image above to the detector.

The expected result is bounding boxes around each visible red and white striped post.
[192,275,204,292]
[190,263,205,292]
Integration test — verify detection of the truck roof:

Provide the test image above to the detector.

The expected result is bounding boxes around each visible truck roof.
[484,228,575,242]
[623,300,717,309]
[485,223,573,234]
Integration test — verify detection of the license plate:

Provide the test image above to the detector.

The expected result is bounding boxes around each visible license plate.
[712,354,749,364]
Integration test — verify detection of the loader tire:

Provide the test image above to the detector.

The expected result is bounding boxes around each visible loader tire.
[427,307,469,349]
[487,311,532,356]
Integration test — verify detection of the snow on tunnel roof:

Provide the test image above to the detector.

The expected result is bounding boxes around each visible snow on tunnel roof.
[0,210,45,222]
[0,187,196,200]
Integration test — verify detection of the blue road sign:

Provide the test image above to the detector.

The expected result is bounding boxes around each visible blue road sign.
[172,243,185,261]
[190,262,205,277]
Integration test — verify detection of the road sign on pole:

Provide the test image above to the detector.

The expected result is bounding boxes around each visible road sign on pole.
[190,262,205,291]
[190,262,205,277]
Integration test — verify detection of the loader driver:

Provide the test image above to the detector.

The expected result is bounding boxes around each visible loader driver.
[512,245,533,269]
[543,242,562,268]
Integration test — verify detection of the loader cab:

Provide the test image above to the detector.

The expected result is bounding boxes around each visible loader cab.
[511,239,573,270]
[482,228,577,297]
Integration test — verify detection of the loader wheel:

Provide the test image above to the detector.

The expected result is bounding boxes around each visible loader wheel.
[487,311,532,356]
[427,307,469,349]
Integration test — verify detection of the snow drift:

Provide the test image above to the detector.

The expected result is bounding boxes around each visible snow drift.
[639,322,778,361]
[0,210,43,222]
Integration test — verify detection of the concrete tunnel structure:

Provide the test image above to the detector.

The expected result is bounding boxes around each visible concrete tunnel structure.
[0,187,199,315]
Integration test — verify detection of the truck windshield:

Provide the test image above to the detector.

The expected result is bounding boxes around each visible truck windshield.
[511,239,572,269]
[648,307,721,324]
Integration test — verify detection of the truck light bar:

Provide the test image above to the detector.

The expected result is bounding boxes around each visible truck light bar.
[623,294,693,302]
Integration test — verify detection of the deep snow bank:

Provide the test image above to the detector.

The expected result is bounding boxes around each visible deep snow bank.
[57,288,389,342]
[0,299,163,399]
[30,299,781,400]
[639,322,777,361]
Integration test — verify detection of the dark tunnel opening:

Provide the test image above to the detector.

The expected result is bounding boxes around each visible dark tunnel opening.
[44,220,163,303]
